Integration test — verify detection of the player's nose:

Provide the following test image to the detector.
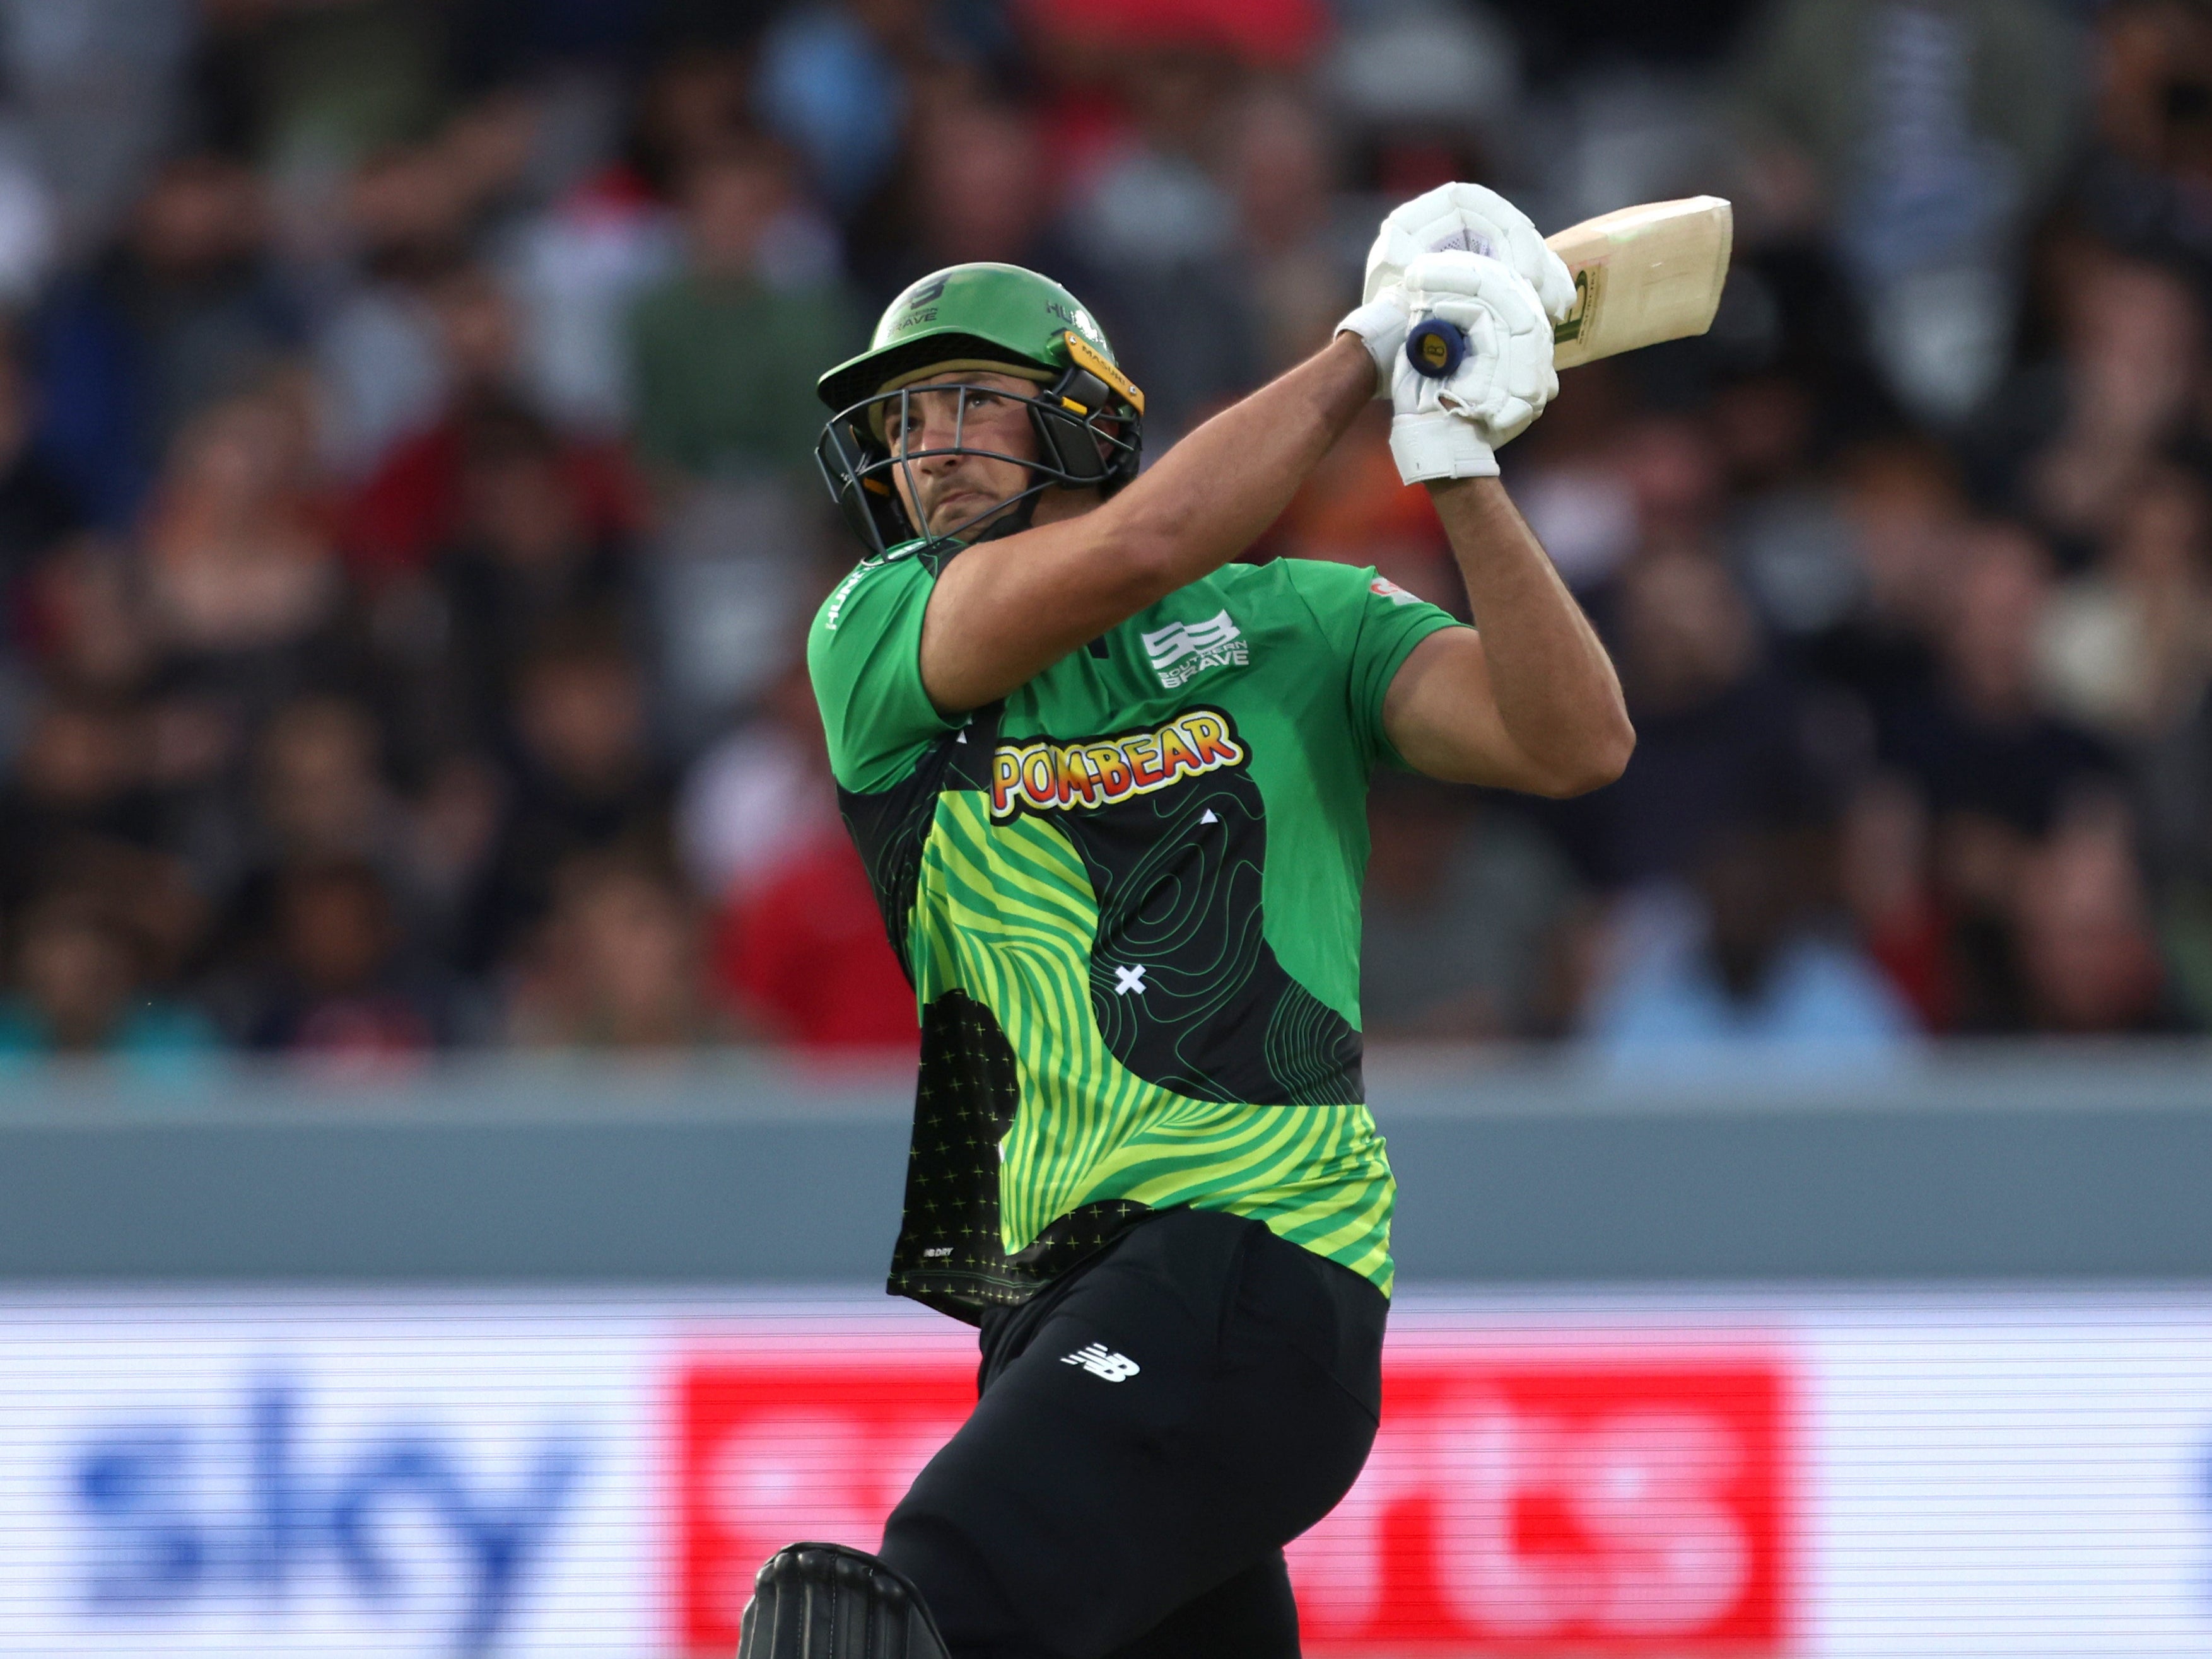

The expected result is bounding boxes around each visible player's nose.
[913,438,966,474]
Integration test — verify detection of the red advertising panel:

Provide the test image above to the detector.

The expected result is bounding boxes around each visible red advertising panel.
[676,1355,978,1653]
[1289,1354,1791,1648]
[676,1344,1792,1655]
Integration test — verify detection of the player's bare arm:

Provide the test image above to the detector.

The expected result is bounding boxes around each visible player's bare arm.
[1383,477,1633,797]
[912,334,1375,714]
[1351,195,1683,800]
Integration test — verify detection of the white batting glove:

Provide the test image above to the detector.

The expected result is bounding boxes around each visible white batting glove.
[1388,251,1559,484]
[1364,182,1576,328]
[1335,288,1408,398]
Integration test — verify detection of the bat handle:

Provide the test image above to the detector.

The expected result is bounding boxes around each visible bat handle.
[1405,318,1466,379]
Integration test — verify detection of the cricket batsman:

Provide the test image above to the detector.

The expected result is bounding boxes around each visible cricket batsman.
[739,183,1635,1657]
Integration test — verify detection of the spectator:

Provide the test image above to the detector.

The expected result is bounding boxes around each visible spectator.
[1996,248,2204,543]
[32,151,303,527]
[1804,438,1968,734]
[846,97,1092,308]
[0,886,216,1065]
[1839,772,1954,1031]
[340,275,643,586]
[0,337,86,598]
[626,143,858,487]
[51,835,210,1000]
[1734,0,2082,422]
[499,47,731,433]
[0,0,187,259]
[23,534,156,697]
[754,0,937,214]
[0,693,158,911]
[420,402,640,753]
[2038,463,2212,742]
[189,0,452,173]
[506,851,718,1047]
[1323,0,1519,204]
[1885,521,2117,836]
[1056,45,1261,438]
[1224,88,1344,378]
[2074,0,2212,277]
[690,657,915,1051]
[243,859,466,1060]
[313,148,484,479]
[139,384,342,677]
[1361,772,1584,1040]
[712,837,918,1052]
[2013,797,2170,1032]
[250,695,397,862]
[468,623,670,969]
[1065,44,1239,272]
[230,694,482,955]
[678,658,841,909]
[1583,817,1919,1061]
[2134,668,2212,1025]
[1552,540,1820,887]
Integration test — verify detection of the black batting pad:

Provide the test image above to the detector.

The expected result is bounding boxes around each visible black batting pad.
[737,1542,952,1659]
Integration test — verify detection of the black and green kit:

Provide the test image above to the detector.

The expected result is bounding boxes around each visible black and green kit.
[810,542,1461,1323]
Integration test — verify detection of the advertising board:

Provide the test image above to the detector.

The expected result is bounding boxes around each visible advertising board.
[0,1291,2201,1655]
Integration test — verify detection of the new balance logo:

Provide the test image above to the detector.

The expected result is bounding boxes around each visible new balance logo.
[1061,1343,1141,1382]
[1141,610,1248,688]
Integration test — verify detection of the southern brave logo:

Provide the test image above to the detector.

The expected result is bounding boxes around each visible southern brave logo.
[1060,1343,1140,1382]
[990,710,1244,820]
[1142,610,1248,688]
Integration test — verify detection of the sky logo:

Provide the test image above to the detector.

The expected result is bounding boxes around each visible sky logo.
[70,1380,584,1656]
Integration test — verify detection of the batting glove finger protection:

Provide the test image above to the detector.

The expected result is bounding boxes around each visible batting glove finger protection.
[1335,287,1408,399]
[1388,252,1558,485]
[1364,182,1576,329]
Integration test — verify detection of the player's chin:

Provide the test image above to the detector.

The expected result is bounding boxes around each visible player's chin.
[930,491,1011,538]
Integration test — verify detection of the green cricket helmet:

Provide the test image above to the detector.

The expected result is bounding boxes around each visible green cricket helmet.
[815,262,1145,554]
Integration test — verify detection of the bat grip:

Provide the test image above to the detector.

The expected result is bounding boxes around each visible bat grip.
[1405,318,1466,379]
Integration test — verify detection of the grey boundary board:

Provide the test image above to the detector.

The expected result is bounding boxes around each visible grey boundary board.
[0,1045,2204,1282]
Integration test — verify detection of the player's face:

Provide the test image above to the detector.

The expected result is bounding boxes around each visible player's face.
[887,370,1041,539]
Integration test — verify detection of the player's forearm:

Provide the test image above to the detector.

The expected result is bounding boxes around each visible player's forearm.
[1100,334,1374,589]
[916,337,1373,715]
[1431,477,1632,793]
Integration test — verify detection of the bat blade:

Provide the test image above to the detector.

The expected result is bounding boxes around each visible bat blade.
[1545,195,1733,370]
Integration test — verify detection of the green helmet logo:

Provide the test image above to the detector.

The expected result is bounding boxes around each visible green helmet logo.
[814,263,1145,556]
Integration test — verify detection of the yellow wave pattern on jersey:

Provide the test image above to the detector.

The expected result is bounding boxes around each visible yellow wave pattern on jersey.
[910,791,1397,1295]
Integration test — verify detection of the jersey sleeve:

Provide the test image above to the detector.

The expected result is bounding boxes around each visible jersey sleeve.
[1282,559,1464,768]
[807,554,961,793]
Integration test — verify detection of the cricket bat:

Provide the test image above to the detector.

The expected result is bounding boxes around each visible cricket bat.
[1403,195,1733,379]
[1546,195,1733,369]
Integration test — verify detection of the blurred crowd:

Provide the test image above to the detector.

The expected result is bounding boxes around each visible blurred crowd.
[0,0,2203,1069]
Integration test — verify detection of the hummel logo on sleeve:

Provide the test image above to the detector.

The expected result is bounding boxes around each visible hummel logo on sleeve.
[1060,1342,1141,1382]
[1141,610,1248,688]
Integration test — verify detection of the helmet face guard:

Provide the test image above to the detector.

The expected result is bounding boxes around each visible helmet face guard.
[816,334,1145,557]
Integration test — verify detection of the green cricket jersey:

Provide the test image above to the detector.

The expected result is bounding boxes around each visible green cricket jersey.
[809,538,1462,1323]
